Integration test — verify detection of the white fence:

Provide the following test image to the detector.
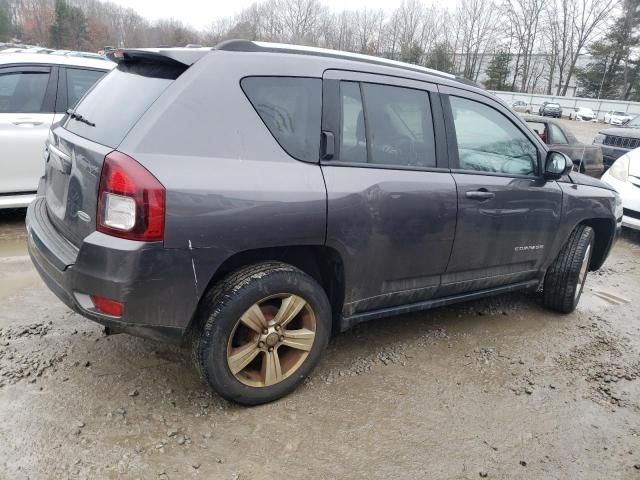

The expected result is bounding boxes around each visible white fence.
[490,91,640,120]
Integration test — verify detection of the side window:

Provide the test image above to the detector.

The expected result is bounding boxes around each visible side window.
[241,77,321,162]
[0,71,50,113]
[450,96,538,176]
[337,81,437,168]
[549,123,569,145]
[339,81,366,163]
[526,121,548,144]
[66,68,105,109]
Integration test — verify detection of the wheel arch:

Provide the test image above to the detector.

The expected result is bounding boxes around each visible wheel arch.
[187,245,346,336]
[579,217,616,270]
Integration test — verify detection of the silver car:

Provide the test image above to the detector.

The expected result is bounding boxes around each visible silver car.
[0,53,113,209]
[510,100,531,114]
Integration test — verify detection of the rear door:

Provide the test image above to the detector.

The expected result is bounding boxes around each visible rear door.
[439,87,562,296]
[321,71,458,316]
[0,65,57,194]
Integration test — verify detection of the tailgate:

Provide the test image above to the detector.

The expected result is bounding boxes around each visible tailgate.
[43,50,197,247]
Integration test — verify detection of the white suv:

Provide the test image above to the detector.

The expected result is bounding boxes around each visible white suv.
[0,53,114,208]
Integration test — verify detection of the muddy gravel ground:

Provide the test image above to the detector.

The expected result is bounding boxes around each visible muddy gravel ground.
[1,209,640,479]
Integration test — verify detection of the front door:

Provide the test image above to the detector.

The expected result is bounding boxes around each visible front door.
[439,89,562,297]
[0,66,58,194]
[320,71,458,316]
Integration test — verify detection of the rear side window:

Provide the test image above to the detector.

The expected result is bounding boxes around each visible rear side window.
[549,123,568,145]
[339,81,366,163]
[65,60,185,148]
[66,68,106,108]
[0,71,50,113]
[241,77,321,162]
[337,81,436,168]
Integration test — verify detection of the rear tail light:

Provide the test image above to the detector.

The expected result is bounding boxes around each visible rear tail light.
[90,295,124,317]
[97,151,165,241]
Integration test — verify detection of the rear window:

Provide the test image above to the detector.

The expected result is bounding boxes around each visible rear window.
[547,103,560,108]
[64,60,185,148]
[241,77,321,162]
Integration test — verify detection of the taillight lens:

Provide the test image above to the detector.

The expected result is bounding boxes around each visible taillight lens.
[97,151,165,241]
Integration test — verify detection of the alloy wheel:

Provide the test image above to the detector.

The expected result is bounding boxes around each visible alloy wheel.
[226,294,317,387]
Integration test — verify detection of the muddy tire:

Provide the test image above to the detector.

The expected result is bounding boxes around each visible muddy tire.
[543,225,594,313]
[192,262,331,405]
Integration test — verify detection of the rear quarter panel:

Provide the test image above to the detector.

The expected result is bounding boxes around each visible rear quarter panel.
[117,51,328,298]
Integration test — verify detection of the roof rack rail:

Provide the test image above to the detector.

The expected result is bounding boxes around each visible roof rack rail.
[214,39,464,83]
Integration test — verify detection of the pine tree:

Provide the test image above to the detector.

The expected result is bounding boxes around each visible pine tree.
[50,0,88,50]
[483,51,512,91]
[424,43,454,74]
[575,0,640,99]
[0,0,12,42]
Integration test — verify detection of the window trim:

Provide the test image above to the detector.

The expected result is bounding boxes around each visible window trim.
[322,72,446,171]
[239,75,323,164]
[439,87,545,179]
[0,65,58,114]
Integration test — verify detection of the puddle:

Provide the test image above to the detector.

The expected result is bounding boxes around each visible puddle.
[0,237,28,258]
[0,209,28,258]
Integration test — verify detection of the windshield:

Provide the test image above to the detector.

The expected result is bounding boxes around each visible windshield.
[547,103,560,108]
[613,111,626,116]
[626,116,640,127]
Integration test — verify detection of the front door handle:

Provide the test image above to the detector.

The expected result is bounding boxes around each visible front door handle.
[466,189,495,200]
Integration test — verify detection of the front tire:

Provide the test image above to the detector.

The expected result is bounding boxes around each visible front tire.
[192,262,331,405]
[543,225,594,313]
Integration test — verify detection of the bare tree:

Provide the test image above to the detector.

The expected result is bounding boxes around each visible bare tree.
[505,0,549,92]
[559,0,618,94]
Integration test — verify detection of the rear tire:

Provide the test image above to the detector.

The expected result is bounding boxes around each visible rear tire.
[543,225,594,313]
[192,262,331,405]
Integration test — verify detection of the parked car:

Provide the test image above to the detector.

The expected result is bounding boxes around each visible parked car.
[27,42,620,405]
[523,115,604,177]
[569,107,596,122]
[510,100,531,113]
[594,115,640,167]
[51,50,107,60]
[0,53,114,209]
[601,148,640,230]
[604,110,633,125]
[539,101,563,118]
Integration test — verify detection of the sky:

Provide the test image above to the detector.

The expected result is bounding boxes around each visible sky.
[110,0,403,31]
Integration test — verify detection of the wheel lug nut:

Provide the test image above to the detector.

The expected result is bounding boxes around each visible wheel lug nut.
[275,325,280,331]
[279,336,284,341]
[268,347,274,352]
[258,341,265,348]
[263,329,268,334]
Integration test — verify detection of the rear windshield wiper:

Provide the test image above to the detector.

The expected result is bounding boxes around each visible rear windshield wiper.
[66,108,95,127]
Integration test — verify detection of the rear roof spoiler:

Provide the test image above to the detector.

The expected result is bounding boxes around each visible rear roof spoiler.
[106,47,212,66]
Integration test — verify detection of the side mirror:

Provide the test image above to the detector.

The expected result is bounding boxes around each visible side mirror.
[544,151,573,180]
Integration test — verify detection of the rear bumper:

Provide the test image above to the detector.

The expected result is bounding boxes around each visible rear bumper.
[26,196,200,344]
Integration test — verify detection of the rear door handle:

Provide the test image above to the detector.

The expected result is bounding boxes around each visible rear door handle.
[466,190,495,200]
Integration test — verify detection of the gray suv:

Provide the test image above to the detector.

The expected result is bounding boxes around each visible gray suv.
[27,41,621,405]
